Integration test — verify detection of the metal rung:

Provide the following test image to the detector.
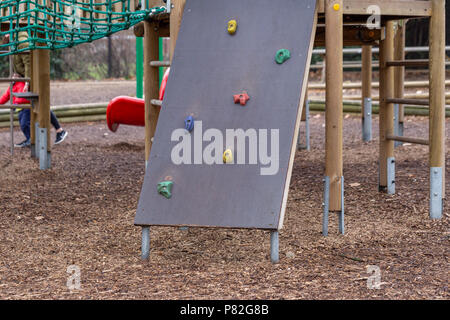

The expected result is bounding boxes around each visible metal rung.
[386,59,429,67]
[385,98,429,106]
[151,99,163,106]
[150,61,171,67]
[386,134,429,145]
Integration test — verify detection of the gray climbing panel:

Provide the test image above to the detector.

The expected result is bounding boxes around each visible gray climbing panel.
[135,0,317,230]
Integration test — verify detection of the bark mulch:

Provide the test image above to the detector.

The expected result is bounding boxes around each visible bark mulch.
[0,115,448,299]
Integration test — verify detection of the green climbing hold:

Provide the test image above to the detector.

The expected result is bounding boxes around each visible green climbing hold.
[157,181,174,199]
[275,49,291,64]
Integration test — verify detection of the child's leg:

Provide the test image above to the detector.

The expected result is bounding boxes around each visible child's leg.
[50,111,62,131]
[18,109,31,140]
[52,111,68,145]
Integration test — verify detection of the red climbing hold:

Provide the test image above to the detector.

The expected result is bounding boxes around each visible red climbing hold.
[233,92,250,106]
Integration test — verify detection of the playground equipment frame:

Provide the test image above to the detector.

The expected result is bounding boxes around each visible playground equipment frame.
[1,0,445,263]
[138,0,446,262]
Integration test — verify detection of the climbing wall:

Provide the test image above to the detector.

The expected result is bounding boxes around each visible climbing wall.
[135,0,317,230]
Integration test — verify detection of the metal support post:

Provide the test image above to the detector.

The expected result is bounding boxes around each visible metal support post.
[270,230,279,264]
[38,127,50,170]
[362,98,372,142]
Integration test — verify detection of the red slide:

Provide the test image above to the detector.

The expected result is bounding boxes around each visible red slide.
[107,68,170,133]
[106,96,145,132]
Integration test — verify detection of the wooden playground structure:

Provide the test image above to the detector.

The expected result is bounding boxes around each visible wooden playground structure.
[0,0,446,264]
[136,0,446,262]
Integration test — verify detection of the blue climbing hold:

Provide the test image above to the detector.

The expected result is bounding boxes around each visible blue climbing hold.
[184,115,195,132]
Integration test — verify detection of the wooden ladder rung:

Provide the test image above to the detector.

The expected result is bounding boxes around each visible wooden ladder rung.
[151,99,163,106]
[385,98,429,106]
[386,135,429,145]
[386,59,429,67]
[0,77,31,83]
[13,92,39,100]
[150,61,171,67]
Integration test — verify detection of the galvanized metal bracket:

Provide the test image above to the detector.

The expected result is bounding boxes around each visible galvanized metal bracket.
[339,176,345,235]
[323,176,344,236]
[394,104,403,147]
[362,97,372,142]
[387,157,395,194]
[270,230,279,264]
[31,122,40,159]
[38,127,51,170]
[322,176,330,236]
[141,226,150,260]
[430,167,443,219]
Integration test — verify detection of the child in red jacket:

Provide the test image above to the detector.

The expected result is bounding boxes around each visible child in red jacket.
[0,73,68,147]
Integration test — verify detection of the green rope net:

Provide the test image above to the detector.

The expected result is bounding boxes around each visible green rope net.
[0,0,166,56]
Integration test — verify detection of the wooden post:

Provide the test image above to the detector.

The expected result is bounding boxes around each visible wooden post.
[394,21,405,135]
[30,51,37,158]
[301,88,308,122]
[325,0,343,211]
[361,45,372,141]
[170,0,186,60]
[32,48,51,169]
[379,21,395,191]
[429,0,446,218]
[144,21,161,166]
[142,0,168,165]
[362,46,372,102]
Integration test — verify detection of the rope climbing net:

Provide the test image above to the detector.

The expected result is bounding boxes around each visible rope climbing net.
[0,0,166,56]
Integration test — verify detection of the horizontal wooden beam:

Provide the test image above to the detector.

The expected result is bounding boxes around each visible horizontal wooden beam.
[315,25,384,46]
[317,0,432,17]
[386,134,429,145]
[0,77,31,82]
[386,59,429,67]
[150,60,171,67]
[133,20,170,38]
[385,98,429,106]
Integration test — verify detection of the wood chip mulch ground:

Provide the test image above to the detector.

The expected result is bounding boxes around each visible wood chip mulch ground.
[0,115,448,299]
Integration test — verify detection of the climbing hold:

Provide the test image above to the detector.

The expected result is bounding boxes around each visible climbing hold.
[275,49,291,64]
[333,3,340,11]
[223,149,233,164]
[233,91,250,106]
[157,181,173,199]
[184,115,194,132]
[227,20,237,35]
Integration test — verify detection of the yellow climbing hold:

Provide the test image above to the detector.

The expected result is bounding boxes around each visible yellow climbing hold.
[333,3,340,11]
[228,20,237,35]
[223,149,233,163]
